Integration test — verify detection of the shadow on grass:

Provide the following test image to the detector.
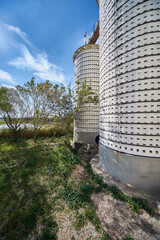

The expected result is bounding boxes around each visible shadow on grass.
[0,140,58,240]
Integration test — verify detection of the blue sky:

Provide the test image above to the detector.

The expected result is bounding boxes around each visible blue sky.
[0,0,99,88]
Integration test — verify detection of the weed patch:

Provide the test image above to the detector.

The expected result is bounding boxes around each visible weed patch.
[59,159,109,236]
[101,231,111,240]
[124,234,134,240]
[84,205,101,231]
[73,211,86,229]
[59,187,84,209]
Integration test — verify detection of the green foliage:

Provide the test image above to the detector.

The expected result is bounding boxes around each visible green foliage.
[53,83,74,133]
[0,78,74,142]
[59,182,103,231]
[0,142,47,239]
[17,78,57,142]
[0,87,11,112]
[59,187,83,209]
[60,178,95,210]
[0,138,80,240]
[71,236,76,240]
[75,78,99,112]
[84,206,101,231]
[0,77,98,142]
[124,234,134,240]
[73,212,86,229]
[0,87,27,139]
[107,186,151,214]
[0,119,5,126]
[101,231,111,240]
[0,124,73,140]
[59,165,103,233]
[0,137,151,240]
[53,79,99,135]
[78,180,94,200]
[39,216,58,240]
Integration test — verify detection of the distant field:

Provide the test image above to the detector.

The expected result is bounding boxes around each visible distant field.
[0,120,5,126]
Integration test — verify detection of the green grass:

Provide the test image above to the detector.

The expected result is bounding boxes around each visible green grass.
[0,119,5,126]
[55,154,151,239]
[39,216,58,240]
[101,231,111,240]
[0,137,80,240]
[124,234,134,240]
[59,160,110,236]
[0,138,151,240]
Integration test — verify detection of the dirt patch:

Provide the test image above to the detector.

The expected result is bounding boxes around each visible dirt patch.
[90,154,160,240]
[55,209,101,240]
[91,155,160,211]
[92,192,160,240]
[34,143,159,240]
[68,164,88,182]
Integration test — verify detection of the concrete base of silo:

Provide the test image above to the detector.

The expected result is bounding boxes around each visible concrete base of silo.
[99,143,160,195]
[74,131,99,145]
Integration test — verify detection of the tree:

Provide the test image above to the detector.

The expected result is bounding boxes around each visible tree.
[74,78,99,112]
[54,79,99,135]
[17,78,55,142]
[0,77,99,142]
[52,84,74,134]
[0,87,27,138]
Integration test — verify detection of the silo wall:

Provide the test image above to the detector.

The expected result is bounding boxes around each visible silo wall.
[73,44,99,144]
[99,0,160,193]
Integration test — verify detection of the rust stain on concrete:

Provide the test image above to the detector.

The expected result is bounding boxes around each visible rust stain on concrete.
[116,151,119,163]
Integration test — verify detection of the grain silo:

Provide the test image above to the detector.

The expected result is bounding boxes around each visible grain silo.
[73,44,99,144]
[99,0,160,193]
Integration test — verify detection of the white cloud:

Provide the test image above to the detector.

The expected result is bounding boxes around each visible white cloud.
[0,84,16,89]
[5,24,32,46]
[34,71,65,83]
[0,69,17,84]
[0,69,12,81]
[8,45,65,84]
[3,23,66,84]
[0,23,17,52]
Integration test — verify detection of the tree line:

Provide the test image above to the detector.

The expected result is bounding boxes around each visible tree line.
[0,78,98,141]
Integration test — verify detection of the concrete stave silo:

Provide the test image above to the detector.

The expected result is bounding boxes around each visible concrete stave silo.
[73,44,99,144]
[99,0,160,193]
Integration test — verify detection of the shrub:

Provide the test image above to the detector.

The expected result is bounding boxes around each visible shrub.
[0,124,73,140]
